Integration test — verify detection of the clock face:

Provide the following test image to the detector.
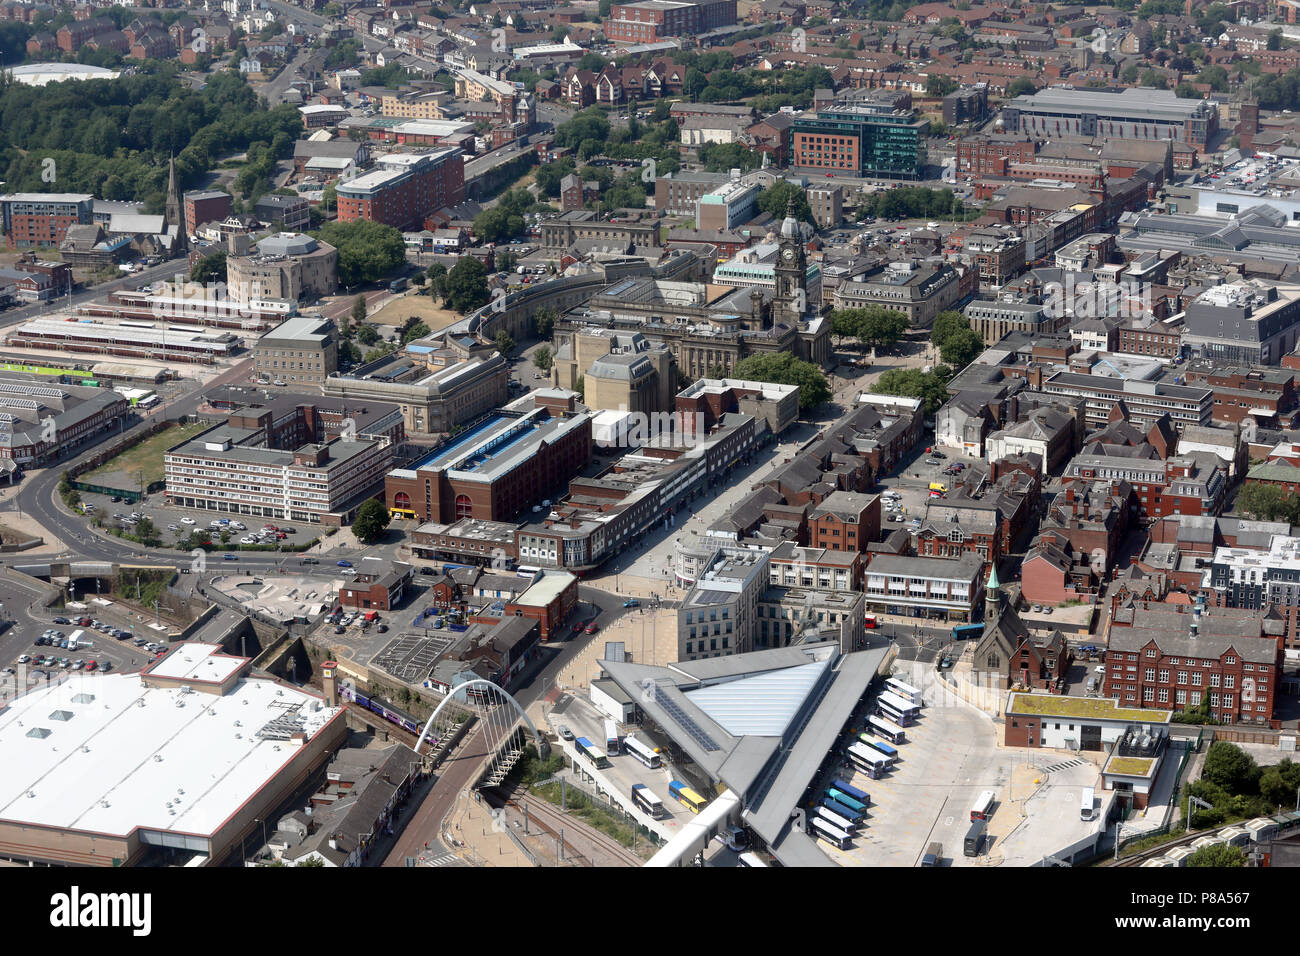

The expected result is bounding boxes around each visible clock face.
[782,247,795,261]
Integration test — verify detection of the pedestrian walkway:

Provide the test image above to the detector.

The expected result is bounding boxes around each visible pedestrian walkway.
[1039,757,1087,774]
[444,788,535,867]
[417,852,458,867]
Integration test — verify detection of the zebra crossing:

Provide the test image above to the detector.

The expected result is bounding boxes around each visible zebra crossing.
[1039,758,1086,774]
[419,853,459,867]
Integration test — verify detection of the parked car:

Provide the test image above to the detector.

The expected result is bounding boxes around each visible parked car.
[337,560,353,568]
[181,517,196,525]
[53,617,70,625]
[557,725,575,741]
[585,622,599,634]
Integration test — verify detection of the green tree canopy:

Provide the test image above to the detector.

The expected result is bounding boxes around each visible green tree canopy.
[533,344,554,372]
[732,353,829,410]
[871,366,954,415]
[445,256,489,313]
[757,180,813,223]
[312,220,406,287]
[352,498,391,544]
[1185,843,1246,867]
[938,326,984,369]
[1203,741,1260,794]
[190,250,228,284]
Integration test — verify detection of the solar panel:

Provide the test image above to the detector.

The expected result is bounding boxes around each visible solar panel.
[656,688,720,752]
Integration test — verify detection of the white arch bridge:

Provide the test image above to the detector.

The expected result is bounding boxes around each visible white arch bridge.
[414,679,549,788]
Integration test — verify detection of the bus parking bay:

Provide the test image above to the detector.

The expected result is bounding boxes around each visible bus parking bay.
[809,682,1018,866]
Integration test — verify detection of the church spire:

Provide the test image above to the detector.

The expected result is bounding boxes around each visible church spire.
[985,562,1001,622]
[166,154,187,257]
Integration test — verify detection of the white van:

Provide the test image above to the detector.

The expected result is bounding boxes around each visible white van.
[1080,787,1096,821]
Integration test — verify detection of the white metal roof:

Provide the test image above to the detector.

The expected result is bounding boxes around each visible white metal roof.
[684,659,829,737]
[0,668,340,840]
[146,641,245,685]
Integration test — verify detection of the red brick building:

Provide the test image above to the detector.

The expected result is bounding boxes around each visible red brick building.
[807,491,881,553]
[604,0,735,43]
[184,190,234,237]
[339,562,414,611]
[1105,601,1283,726]
[336,149,464,231]
[385,408,591,524]
[956,134,1038,177]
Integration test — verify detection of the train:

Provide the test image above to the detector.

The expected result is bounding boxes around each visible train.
[340,682,424,738]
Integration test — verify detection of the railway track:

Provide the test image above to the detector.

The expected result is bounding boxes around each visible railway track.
[1110,826,1231,867]
[497,788,645,868]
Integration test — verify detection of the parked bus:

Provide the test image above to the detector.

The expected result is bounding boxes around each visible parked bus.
[574,736,610,769]
[826,787,868,815]
[875,698,914,727]
[846,742,890,778]
[883,677,923,708]
[822,796,864,823]
[811,817,852,850]
[1080,787,1095,822]
[737,851,768,868]
[952,622,984,642]
[669,780,708,814]
[857,734,897,764]
[964,819,985,857]
[817,805,859,832]
[624,735,662,769]
[604,719,621,755]
[971,790,996,822]
[866,715,906,744]
[831,778,871,806]
[863,613,878,629]
[631,783,665,819]
[879,691,920,721]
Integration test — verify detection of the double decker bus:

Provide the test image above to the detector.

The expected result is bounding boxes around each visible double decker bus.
[811,817,851,850]
[876,694,916,727]
[845,742,890,779]
[867,714,906,744]
[668,780,708,814]
[884,677,923,708]
[631,783,665,819]
[816,804,859,832]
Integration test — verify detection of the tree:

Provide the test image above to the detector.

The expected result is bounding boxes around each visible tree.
[1269,28,1283,51]
[351,294,368,324]
[190,250,227,284]
[1235,483,1300,523]
[535,306,559,339]
[1185,844,1246,868]
[444,257,489,313]
[352,498,391,544]
[1203,741,1260,794]
[402,321,431,344]
[732,353,830,411]
[938,327,984,369]
[532,344,554,372]
[926,74,958,97]
[1005,77,1037,98]
[495,331,516,356]
[757,181,813,223]
[356,324,380,346]
[311,220,406,287]
[1140,69,1169,90]
[1121,63,1140,84]
[426,263,448,302]
[872,366,954,415]
[857,307,909,351]
[931,310,970,348]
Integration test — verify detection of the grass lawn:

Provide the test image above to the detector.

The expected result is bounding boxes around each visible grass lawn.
[80,421,210,491]
[367,294,466,332]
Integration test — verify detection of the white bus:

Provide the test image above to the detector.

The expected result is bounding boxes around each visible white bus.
[631,783,665,819]
[624,735,662,768]
[971,790,996,822]
[846,741,889,778]
[878,691,921,721]
[885,677,923,707]
[1081,787,1095,821]
[737,851,768,868]
[867,715,906,744]
[816,804,859,833]
[811,817,851,850]
[604,718,621,755]
[876,697,914,727]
